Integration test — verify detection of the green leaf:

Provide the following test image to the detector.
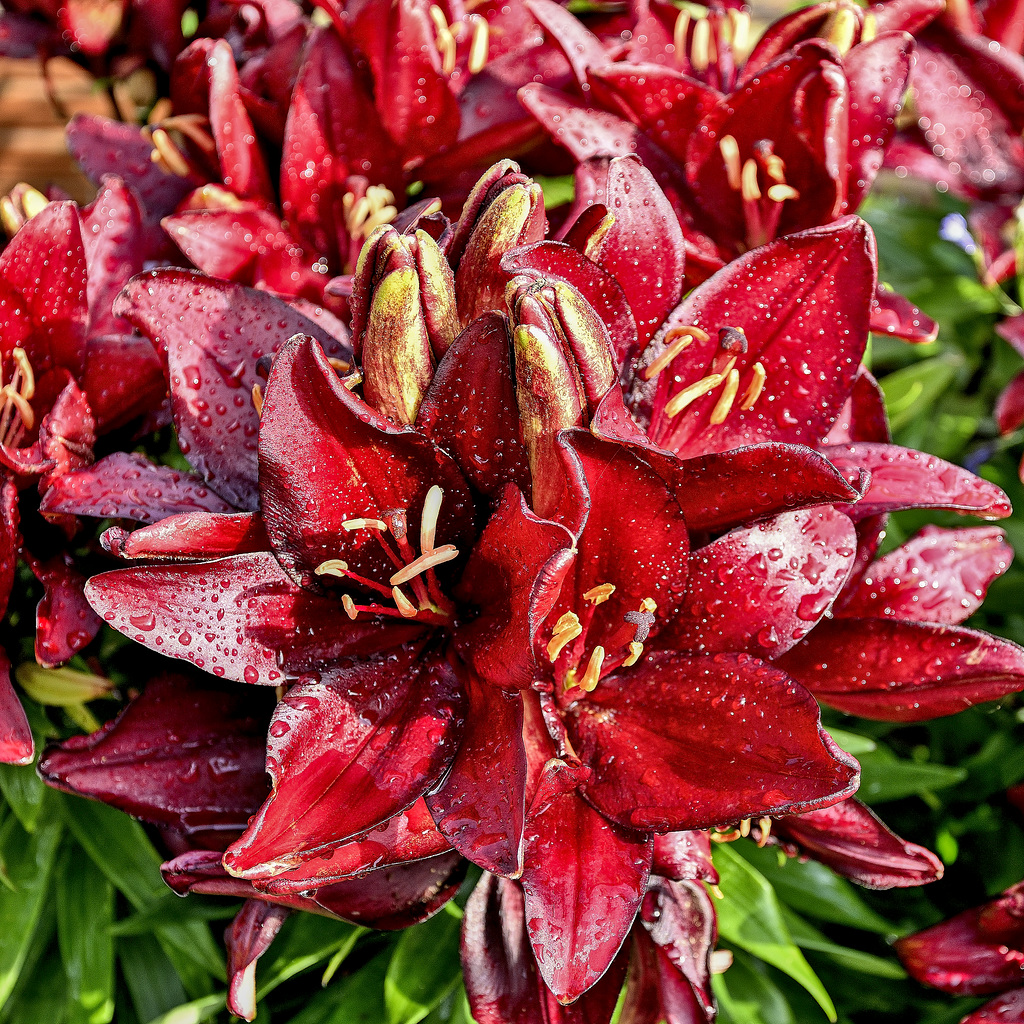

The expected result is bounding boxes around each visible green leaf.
[143,993,226,1024]
[533,175,575,209]
[824,727,877,756]
[0,762,46,832]
[1,939,69,1024]
[56,844,115,1024]
[289,952,391,1024]
[781,908,907,979]
[118,934,188,1024]
[733,841,893,934]
[858,747,967,804]
[713,844,836,1021]
[713,949,796,1024]
[385,906,463,1024]
[880,356,958,433]
[256,914,362,1000]
[0,803,62,1004]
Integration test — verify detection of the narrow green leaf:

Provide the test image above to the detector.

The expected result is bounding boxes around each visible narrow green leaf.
[713,949,797,1024]
[57,844,116,1024]
[1,938,69,1024]
[0,762,46,832]
[781,908,907,979]
[879,357,957,433]
[289,951,391,1024]
[823,728,876,756]
[256,913,362,1000]
[857,747,967,804]
[118,934,188,1024]
[143,993,226,1024]
[713,844,836,1021]
[385,906,462,1024]
[0,803,62,1004]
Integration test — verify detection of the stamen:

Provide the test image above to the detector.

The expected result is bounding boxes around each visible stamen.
[342,370,363,391]
[150,128,191,177]
[673,10,690,60]
[739,817,751,838]
[20,187,48,221]
[341,594,358,619]
[719,135,742,192]
[665,371,726,417]
[767,183,800,204]
[710,828,741,843]
[579,646,605,692]
[553,611,581,633]
[468,14,489,73]
[740,159,761,202]
[623,641,643,667]
[420,485,443,554]
[764,153,786,185]
[0,197,19,237]
[328,357,351,374]
[709,368,740,425]
[547,621,582,661]
[727,9,750,57]
[740,361,766,410]
[861,11,877,42]
[251,383,263,415]
[690,16,710,72]
[392,586,419,618]
[757,816,773,847]
[2,387,33,431]
[710,950,734,975]
[343,518,388,531]
[709,883,725,899]
[644,332,695,381]
[583,583,616,605]
[389,543,459,585]
[640,597,657,613]
[12,348,33,400]
[315,559,349,577]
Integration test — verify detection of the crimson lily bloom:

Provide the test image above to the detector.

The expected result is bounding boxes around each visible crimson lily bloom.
[896,879,1024,1023]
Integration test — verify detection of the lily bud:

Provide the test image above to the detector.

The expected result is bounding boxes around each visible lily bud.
[15,663,114,705]
[450,162,547,324]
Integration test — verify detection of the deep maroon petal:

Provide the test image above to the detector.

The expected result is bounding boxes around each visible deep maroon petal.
[662,506,856,659]
[426,675,527,877]
[963,989,1024,1023]
[836,525,1011,624]
[416,313,530,496]
[996,370,1024,435]
[0,649,32,766]
[774,798,944,889]
[525,0,606,89]
[114,269,350,509]
[823,443,1012,519]
[0,478,19,620]
[38,674,271,833]
[521,768,651,1003]
[564,651,858,831]
[225,901,290,1022]
[32,554,103,667]
[222,648,464,877]
[81,333,166,434]
[102,511,270,561]
[40,452,234,524]
[652,832,718,885]
[259,799,451,893]
[647,218,874,457]
[259,335,475,588]
[779,618,1024,721]
[870,284,939,344]
[85,551,416,686]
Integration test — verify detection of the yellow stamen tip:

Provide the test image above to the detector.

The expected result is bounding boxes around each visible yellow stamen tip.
[709,367,740,426]
[343,518,387,532]
[583,583,616,605]
[420,485,444,555]
[640,597,658,614]
[623,641,644,668]
[341,594,358,620]
[579,646,605,692]
[315,559,349,578]
[392,586,420,618]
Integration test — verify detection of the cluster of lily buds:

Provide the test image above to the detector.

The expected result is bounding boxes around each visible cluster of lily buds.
[24,147,1024,1022]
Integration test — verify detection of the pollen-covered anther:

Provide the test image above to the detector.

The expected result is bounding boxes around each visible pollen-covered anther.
[710,827,742,843]
[709,368,740,425]
[727,8,751,58]
[149,127,191,177]
[328,357,351,374]
[739,817,751,838]
[341,594,358,620]
[343,187,398,241]
[740,361,767,411]
[710,950,734,975]
[690,15,710,71]
[719,135,742,192]
[579,646,605,692]
[389,544,459,585]
[429,4,457,74]
[643,325,709,381]
[757,816,773,847]
[763,153,787,185]
[420,485,443,554]
[251,383,264,415]
[342,518,388,532]
[468,13,489,73]
[622,641,644,668]
[767,183,800,204]
[640,597,657,614]
[583,583,616,605]
[665,371,726,418]
[392,586,419,618]
[547,612,582,661]
[741,159,761,202]
[315,559,349,578]
[673,10,690,60]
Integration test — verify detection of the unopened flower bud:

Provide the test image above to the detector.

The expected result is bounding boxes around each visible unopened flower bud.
[15,663,114,706]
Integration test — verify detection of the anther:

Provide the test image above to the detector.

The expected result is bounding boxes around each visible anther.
[861,11,877,42]
[709,883,725,899]
[740,362,766,410]
[420,485,443,554]
[547,612,583,661]
[640,598,657,613]
[739,817,751,838]
[673,10,690,60]
[468,14,489,73]
[12,348,33,400]
[583,583,616,605]
[665,371,726,417]
[150,128,191,177]
[392,586,419,618]
[709,368,740,425]
[623,641,644,667]
[757,816,773,847]
[727,9,750,57]
[710,950,734,974]
[718,326,747,354]
[643,329,700,381]
[719,135,742,192]
[341,595,358,620]
[2,388,33,431]
[251,383,263,415]
[740,159,761,202]
[389,544,459,585]
[767,184,800,204]
[579,646,605,692]
[553,611,581,634]
[328,357,351,374]
[315,559,349,577]
[690,16,710,71]
[343,518,387,531]
[764,153,787,185]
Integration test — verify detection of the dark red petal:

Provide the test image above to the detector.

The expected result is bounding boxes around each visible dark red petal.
[37,378,95,499]
[0,649,33,766]
[0,201,88,377]
[872,0,945,34]
[38,674,271,833]
[525,0,606,89]
[779,618,1024,721]
[662,506,856,659]
[223,648,464,877]
[821,369,890,445]
[652,832,717,885]
[963,989,1024,1023]
[621,925,709,1024]
[32,555,103,668]
[115,269,351,510]
[521,767,651,1003]
[259,799,451,893]
[997,370,1024,435]
[823,442,1012,520]
[225,901,290,1022]
[836,525,1011,624]
[40,452,234,524]
[455,484,576,690]
[564,651,858,832]
[85,551,416,686]
[81,333,166,434]
[260,335,474,587]
[648,218,874,457]
[103,511,270,561]
[870,284,939,343]
[0,478,19,620]
[426,675,527,877]
[416,313,530,496]
[774,798,944,889]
